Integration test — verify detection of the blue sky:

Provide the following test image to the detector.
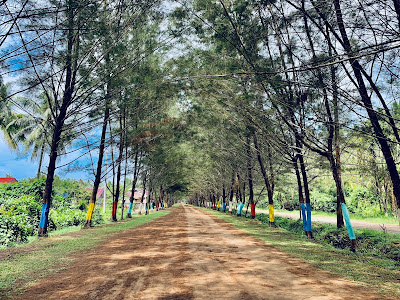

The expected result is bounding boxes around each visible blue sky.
[0,134,89,181]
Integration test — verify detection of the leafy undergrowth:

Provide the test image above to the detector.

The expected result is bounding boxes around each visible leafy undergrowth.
[0,209,170,298]
[0,178,104,247]
[228,208,400,262]
[205,208,400,298]
[255,213,400,262]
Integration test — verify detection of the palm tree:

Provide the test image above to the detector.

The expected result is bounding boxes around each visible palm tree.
[0,77,19,150]
[8,94,53,178]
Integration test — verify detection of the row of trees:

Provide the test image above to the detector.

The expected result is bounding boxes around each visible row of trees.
[177,0,400,235]
[0,0,189,235]
[1,0,400,238]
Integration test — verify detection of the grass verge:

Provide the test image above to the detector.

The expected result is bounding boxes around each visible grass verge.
[0,209,170,298]
[205,208,400,298]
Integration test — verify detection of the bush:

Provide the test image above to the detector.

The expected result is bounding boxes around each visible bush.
[0,178,104,247]
[50,209,86,229]
[252,212,400,262]
[345,187,381,217]
[310,191,335,212]
[0,195,41,246]
[0,178,46,200]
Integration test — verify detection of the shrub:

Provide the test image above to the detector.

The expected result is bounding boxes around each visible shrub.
[0,178,104,247]
[252,212,400,262]
[50,209,86,229]
[346,186,380,216]
[0,178,46,200]
[310,191,335,212]
[0,195,41,246]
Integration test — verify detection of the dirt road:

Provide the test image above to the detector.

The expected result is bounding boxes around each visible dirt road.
[14,206,392,299]
[255,209,400,234]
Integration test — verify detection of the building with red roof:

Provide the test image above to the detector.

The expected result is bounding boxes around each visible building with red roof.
[0,177,17,184]
[86,188,105,202]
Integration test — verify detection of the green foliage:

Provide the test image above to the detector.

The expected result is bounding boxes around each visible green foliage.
[222,207,399,261]
[0,178,104,247]
[49,209,85,229]
[346,186,381,217]
[250,212,400,262]
[272,192,298,211]
[0,178,46,200]
[309,190,335,212]
[269,178,389,218]
[0,195,41,246]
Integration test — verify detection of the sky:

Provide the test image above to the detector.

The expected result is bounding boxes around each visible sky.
[0,134,90,181]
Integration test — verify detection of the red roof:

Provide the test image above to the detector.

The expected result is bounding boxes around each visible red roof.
[125,189,148,200]
[0,177,17,183]
[86,188,105,199]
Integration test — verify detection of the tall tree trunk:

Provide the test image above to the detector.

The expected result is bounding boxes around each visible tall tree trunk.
[127,150,139,218]
[331,58,344,229]
[146,178,152,215]
[121,152,127,220]
[83,101,109,228]
[253,134,274,225]
[139,172,147,215]
[229,172,235,214]
[36,143,44,179]
[110,121,115,201]
[159,185,163,210]
[333,0,400,226]
[38,2,76,236]
[222,184,226,212]
[112,111,124,222]
[246,136,255,219]
[302,4,344,227]
[121,107,127,220]
[293,157,304,221]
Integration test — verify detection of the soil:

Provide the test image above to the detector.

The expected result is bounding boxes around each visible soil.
[12,205,394,299]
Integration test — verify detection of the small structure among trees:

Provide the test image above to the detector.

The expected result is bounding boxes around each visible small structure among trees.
[0,177,18,184]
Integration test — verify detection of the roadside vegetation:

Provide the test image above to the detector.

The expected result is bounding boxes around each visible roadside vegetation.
[221,205,400,262]
[266,177,398,220]
[0,177,104,247]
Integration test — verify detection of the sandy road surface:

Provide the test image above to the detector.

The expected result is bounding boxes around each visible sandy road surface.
[14,206,392,299]
[255,209,400,234]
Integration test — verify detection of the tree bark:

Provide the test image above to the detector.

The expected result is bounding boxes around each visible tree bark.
[253,135,274,204]
[127,150,139,218]
[38,1,76,236]
[83,101,109,228]
[333,0,400,225]
[112,110,124,222]
[139,172,147,215]
[36,143,44,179]
[246,136,255,219]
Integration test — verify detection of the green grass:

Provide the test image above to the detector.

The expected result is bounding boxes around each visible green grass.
[0,209,170,298]
[206,208,400,298]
